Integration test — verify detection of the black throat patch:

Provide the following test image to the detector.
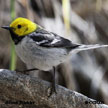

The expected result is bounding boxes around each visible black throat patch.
[9,30,25,45]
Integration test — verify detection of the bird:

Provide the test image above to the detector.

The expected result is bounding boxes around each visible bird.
[2,17,108,94]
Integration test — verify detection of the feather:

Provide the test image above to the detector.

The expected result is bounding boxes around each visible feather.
[72,44,108,53]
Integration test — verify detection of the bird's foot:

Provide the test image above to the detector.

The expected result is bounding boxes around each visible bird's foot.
[48,85,57,97]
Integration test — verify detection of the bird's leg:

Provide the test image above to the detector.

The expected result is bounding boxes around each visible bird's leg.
[50,66,57,94]
[16,68,38,74]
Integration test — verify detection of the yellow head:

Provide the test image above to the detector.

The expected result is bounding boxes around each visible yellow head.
[10,17,37,36]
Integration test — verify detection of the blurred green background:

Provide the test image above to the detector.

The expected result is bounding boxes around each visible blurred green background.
[0,0,108,105]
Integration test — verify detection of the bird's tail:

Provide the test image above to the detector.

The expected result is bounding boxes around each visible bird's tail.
[72,44,108,53]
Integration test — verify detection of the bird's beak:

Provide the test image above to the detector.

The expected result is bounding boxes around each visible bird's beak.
[1,26,12,30]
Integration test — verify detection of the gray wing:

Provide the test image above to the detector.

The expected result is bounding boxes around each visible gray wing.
[28,29,108,52]
[28,29,80,49]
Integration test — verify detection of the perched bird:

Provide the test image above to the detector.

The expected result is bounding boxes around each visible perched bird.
[2,17,108,93]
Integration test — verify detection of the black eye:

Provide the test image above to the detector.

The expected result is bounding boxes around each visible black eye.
[17,25,21,29]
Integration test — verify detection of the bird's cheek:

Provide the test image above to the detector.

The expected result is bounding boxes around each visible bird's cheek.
[15,29,23,36]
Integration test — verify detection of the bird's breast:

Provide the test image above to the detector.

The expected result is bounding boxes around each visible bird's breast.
[15,37,68,71]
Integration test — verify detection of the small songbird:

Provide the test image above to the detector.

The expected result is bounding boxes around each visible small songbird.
[2,17,108,93]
